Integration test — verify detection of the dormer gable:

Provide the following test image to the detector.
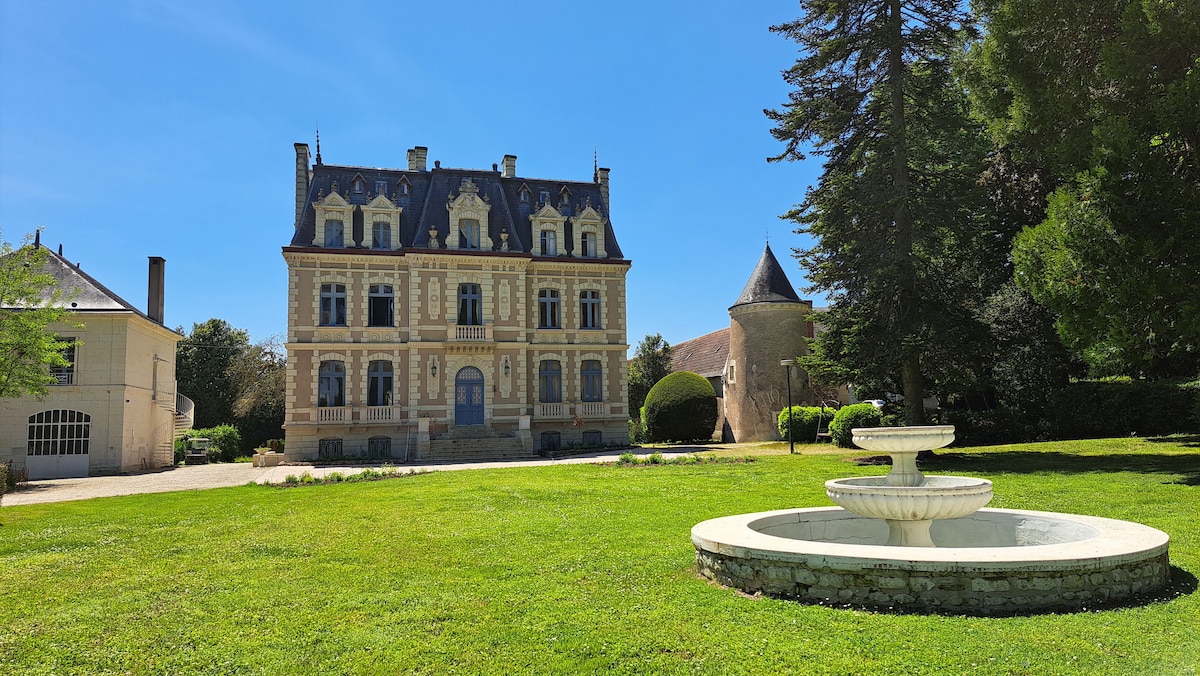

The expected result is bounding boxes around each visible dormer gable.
[569,203,608,258]
[363,194,402,251]
[530,202,567,256]
[313,190,354,248]
[446,178,493,251]
[517,183,532,204]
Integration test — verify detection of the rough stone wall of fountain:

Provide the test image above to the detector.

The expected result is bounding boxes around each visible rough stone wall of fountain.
[695,545,1169,615]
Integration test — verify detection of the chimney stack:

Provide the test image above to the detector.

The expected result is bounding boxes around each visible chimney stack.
[596,167,610,209]
[408,146,428,171]
[294,143,311,226]
[501,154,517,178]
[147,257,165,325]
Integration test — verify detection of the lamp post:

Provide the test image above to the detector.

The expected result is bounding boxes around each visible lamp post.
[780,359,795,453]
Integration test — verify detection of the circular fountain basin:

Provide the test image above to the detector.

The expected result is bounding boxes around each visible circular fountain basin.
[852,425,955,454]
[825,476,993,522]
[692,507,1170,615]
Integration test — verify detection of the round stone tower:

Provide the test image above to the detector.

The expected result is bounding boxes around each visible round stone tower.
[723,245,813,442]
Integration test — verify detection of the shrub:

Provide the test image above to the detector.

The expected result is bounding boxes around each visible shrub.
[0,463,9,495]
[643,371,718,443]
[627,417,646,444]
[618,452,637,465]
[1047,380,1200,439]
[177,425,242,462]
[943,408,1046,446]
[777,406,826,443]
[828,403,884,448]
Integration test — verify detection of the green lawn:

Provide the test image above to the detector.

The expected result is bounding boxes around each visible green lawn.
[2,437,1198,675]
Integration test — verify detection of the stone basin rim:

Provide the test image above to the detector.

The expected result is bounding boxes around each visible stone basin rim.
[691,506,1169,569]
[826,476,994,494]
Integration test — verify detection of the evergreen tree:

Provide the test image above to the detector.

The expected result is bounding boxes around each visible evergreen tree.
[768,0,992,423]
[627,333,673,417]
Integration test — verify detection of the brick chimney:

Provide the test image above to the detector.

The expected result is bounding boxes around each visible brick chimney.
[501,154,517,178]
[294,143,311,225]
[596,167,610,209]
[147,257,165,325]
[408,146,428,171]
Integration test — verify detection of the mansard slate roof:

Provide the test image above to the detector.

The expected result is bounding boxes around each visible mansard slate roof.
[671,327,730,378]
[731,244,801,307]
[290,159,625,259]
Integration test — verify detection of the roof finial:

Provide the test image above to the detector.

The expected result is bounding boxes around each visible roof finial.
[33,229,41,248]
[315,121,322,165]
[593,145,598,182]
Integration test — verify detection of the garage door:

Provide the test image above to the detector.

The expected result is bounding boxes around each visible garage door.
[26,409,91,479]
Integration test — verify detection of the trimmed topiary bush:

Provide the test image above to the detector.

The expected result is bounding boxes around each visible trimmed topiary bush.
[643,371,718,443]
[777,406,826,443]
[828,403,884,448]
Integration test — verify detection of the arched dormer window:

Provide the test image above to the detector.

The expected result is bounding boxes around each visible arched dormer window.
[529,202,567,257]
[398,176,411,196]
[446,179,493,251]
[569,204,607,259]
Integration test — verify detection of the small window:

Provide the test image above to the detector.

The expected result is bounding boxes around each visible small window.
[581,430,603,447]
[460,218,481,250]
[369,436,392,458]
[540,230,557,256]
[319,438,344,460]
[320,283,347,326]
[520,189,529,203]
[51,338,77,385]
[324,220,345,248]
[580,290,601,329]
[368,284,394,327]
[353,179,365,194]
[539,190,549,203]
[372,221,391,249]
[375,180,387,195]
[581,360,602,402]
[400,182,409,195]
[727,360,736,384]
[318,361,345,407]
[539,360,562,403]
[538,289,560,329]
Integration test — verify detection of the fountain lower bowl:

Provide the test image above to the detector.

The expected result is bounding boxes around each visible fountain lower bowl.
[692,507,1170,615]
[825,475,993,522]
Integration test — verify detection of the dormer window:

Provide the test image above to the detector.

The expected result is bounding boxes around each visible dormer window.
[559,187,571,206]
[540,230,557,256]
[324,220,345,248]
[581,232,596,258]
[459,219,481,250]
[353,178,365,194]
[372,221,391,249]
[400,182,409,195]
[375,180,387,195]
[539,190,549,204]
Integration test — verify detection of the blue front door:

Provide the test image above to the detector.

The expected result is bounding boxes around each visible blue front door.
[454,366,485,426]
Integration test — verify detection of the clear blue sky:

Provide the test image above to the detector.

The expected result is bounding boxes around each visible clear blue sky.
[0,1,822,350]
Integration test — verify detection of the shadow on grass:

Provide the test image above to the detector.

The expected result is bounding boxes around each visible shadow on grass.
[858,450,1200,485]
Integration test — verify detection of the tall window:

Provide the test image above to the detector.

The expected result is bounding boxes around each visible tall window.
[540,230,557,256]
[320,283,347,326]
[368,284,394,327]
[539,360,562,403]
[581,360,603,402]
[318,360,345,407]
[368,360,393,407]
[458,283,482,325]
[460,218,481,249]
[372,221,391,249]
[580,290,601,329]
[538,289,560,329]
[51,338,77,385]
[324,219,344,247]
[581,232,596,258]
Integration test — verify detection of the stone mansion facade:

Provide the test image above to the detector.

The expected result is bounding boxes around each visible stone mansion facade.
[283,144,630,460]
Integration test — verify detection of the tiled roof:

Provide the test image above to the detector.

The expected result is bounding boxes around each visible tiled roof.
[731,244,801,307]
[670,327,730,378]
[290,158,624,259]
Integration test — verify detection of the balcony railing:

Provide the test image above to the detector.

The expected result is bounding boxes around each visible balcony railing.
[317,406,347,422]
[453,324,491,341]
[579,402,606,416]
[363,405,400,422]
[536,402,566,418]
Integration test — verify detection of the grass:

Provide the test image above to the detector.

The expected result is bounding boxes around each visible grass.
[1,437,1198,675]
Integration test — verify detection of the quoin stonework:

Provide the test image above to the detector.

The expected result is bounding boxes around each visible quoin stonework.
[283,143,630,461]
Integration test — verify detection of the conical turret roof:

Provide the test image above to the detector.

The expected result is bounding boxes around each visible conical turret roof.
[731,244,801,307]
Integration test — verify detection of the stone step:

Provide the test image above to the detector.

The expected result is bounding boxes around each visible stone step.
[422,437,532,462]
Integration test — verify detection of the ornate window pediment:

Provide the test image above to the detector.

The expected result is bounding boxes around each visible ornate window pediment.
[531,202,567,256]
[313,190,353,248]
[447,178,493,251]
[569,203,607,258]
[364,194,402,251]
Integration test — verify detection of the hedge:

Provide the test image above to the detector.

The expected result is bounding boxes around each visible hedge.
[643,371,718,443]
[828,403,884,448]
[777,406,829,443]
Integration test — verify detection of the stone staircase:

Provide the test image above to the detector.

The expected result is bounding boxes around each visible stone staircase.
[421,427,534,463]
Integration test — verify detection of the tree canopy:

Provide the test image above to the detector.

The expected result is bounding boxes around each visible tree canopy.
[627,333,673,417]
[0,232,74,399]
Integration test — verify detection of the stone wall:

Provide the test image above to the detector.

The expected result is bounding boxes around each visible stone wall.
[696,547,1171,615]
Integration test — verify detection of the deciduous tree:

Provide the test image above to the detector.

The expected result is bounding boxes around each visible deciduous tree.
[627,333,672,417]
[0,231,74,399]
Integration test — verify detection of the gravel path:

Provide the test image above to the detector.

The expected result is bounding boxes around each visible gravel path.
[1,450,709,507]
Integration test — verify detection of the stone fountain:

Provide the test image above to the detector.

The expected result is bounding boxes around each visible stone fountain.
[692,426,1170,615]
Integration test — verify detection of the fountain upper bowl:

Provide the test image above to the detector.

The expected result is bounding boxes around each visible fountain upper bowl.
[851,425,955,454]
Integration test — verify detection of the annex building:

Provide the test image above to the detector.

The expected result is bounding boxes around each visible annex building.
[283,144,631,461]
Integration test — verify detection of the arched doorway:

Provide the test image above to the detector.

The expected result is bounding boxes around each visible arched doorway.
[26,409,91,479]
[454,366,485,426]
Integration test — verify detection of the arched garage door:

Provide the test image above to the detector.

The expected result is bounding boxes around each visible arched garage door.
[26,409,91,479]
